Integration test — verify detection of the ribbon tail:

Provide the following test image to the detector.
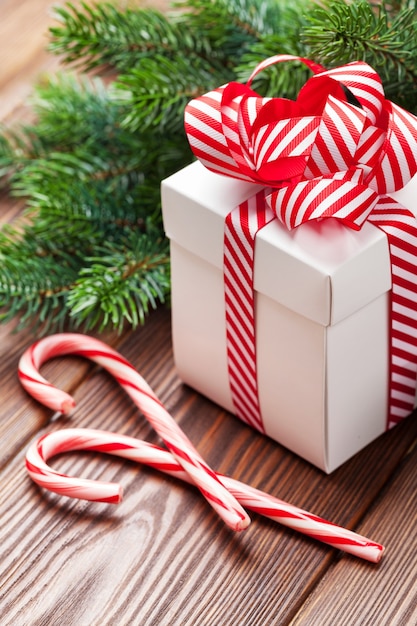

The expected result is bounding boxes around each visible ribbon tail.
[369,196,417,428]
[223,190,275,432]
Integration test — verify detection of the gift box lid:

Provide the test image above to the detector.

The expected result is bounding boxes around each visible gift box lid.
[161,160,393,326]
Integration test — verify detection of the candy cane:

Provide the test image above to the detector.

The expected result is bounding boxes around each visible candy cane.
[18,334,250,532]
[26,428,384,563]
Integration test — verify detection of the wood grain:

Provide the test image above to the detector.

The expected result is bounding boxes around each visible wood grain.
[0,308,416,625]
[0,0,65,121]
[0,2,416,625]
[290,443,417,626]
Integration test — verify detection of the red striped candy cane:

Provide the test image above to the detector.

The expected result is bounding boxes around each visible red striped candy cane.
[18,334,250,531]
[25,427,384,562]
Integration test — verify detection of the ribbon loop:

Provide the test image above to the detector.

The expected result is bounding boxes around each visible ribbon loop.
[303,95,367,179]
[307,61,385,124]
[246,54,326,87]
[268,174,379,231]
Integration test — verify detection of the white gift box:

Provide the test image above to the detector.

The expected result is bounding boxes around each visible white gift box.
[161,160,416,472]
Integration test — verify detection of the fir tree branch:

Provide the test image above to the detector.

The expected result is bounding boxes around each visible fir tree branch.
[29,73,121,150]
[48,2,213,72]
[303,0,417,111]
[234,1,310,99]
[113,52,232,134]
[174,0,281,58]
[0,234,81,334]
[0,72,180,334]
[0,211,170,334]
[67,236,170,332]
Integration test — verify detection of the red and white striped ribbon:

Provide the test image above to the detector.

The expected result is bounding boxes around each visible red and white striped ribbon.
[224,191,274,430]
[185,55,417,431]
[368,199,417,427]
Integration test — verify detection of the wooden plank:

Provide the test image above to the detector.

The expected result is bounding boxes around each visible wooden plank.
[0,0,171,121]
[0,307,416,624]
[0,0,171,120]
[289,441,417,626]
[0,0,65,121]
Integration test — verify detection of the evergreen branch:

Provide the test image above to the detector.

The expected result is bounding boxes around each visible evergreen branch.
[0,72,193,194]
[67,236,170,332]
[48,0,279,75]
[114,52,232,133]
[0,131,18,181]
[0,74,134,189]
[174,0,281,58]
[0,239,80,334]
[7,140,190,230]
[48,2,212,72]
[303,0,417,110]
[2,0,417,337]
[0,213,170,334]
[29,73,121,150]
[234,3,310,99]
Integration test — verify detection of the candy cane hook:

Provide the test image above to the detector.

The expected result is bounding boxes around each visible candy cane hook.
[19,333,250,531]
[26,428,384,563]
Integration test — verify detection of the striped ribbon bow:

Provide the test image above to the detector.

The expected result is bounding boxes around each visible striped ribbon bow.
[184,54,417,431]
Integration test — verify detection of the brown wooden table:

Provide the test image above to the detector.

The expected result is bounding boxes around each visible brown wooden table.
[0,2,416,625]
